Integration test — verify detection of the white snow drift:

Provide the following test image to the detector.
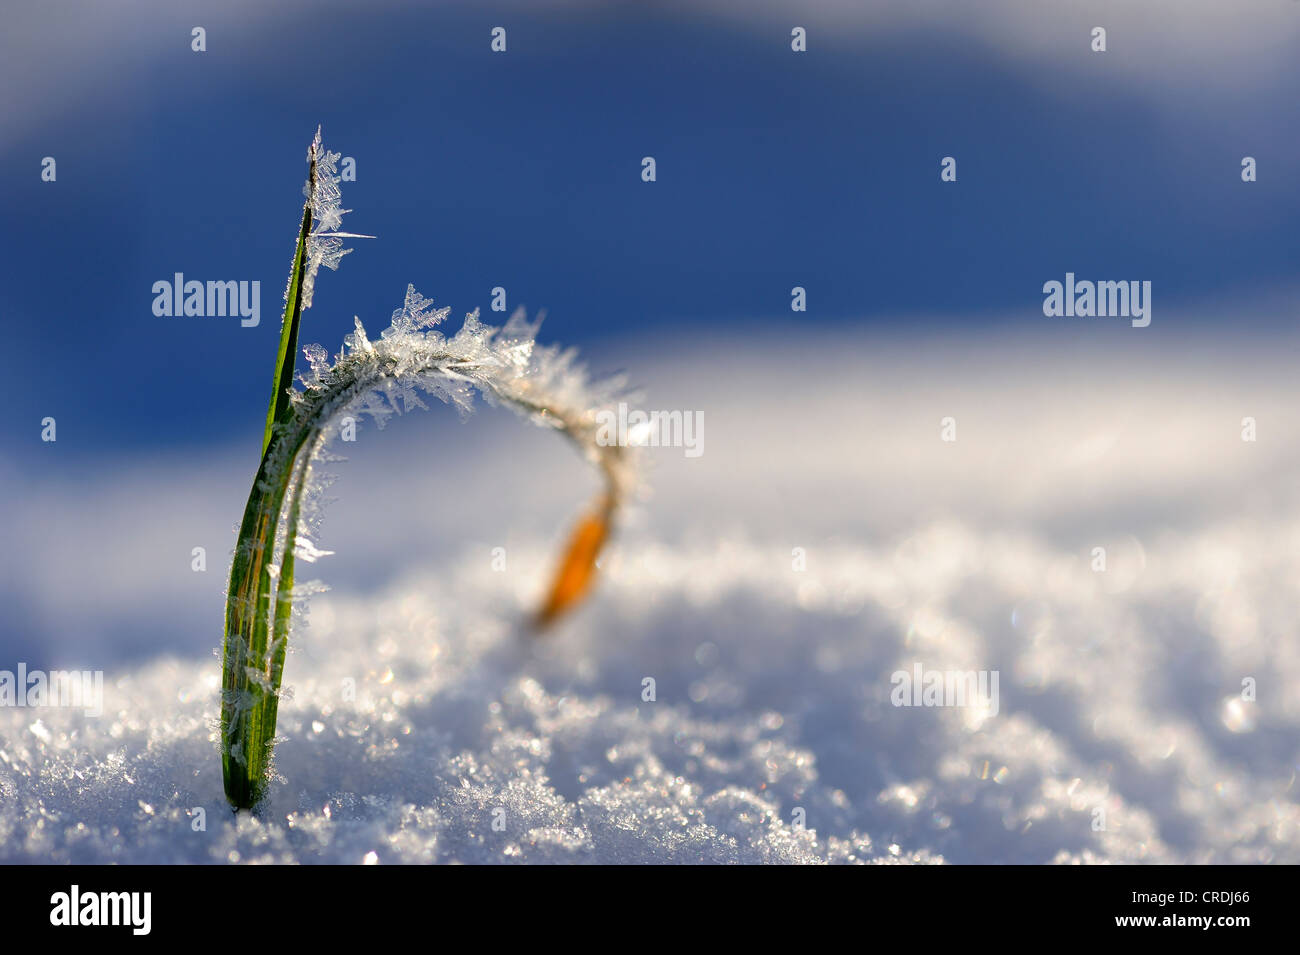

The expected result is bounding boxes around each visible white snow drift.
[1,329,1298,863]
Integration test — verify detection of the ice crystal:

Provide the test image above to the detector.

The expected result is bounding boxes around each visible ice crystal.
[297,127,372,310]
[293,285,631,489]
[279,283,636,591]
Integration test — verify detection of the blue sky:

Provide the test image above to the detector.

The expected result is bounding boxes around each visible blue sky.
[2,1,1297,463]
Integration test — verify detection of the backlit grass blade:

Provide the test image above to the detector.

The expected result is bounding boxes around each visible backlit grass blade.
[219,131,634,810]
[262,170,314,457]
[222,130,338,809]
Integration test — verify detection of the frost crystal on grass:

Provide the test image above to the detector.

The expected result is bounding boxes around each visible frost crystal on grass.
[224,280,634,807]
[299,128,367,309]
[224,128,635,809]
[291,284,633,499]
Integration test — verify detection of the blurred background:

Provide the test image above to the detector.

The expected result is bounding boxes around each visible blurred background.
[0,0,1295,672]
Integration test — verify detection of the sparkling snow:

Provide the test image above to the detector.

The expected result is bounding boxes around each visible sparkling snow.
[1,331,1297,864]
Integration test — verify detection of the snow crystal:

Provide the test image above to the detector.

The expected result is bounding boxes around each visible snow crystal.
[2,333,1296,864]
[3,514,1296,863]
[288,128,373,312]
[299,130,350,309]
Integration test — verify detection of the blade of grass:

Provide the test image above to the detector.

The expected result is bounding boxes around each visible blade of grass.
[261,146,317,457]
[220,445,297,807]
[220,131,633,810]
[261,452,309,765]
[222,133,321,809]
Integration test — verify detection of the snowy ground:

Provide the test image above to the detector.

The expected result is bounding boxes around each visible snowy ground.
[2,327,1299,863]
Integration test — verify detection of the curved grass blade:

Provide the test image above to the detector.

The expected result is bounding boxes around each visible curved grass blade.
[220,132,634,810]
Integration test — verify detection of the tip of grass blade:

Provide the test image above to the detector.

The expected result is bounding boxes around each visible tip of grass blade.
[533,497,613,630]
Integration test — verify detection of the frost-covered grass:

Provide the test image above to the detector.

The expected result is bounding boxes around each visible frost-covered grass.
[221,130,628,807]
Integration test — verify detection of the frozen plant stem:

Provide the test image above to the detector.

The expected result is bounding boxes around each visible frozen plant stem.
[220,130,633,809]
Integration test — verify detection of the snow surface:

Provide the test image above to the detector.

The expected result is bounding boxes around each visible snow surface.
[2,330,1298,864]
